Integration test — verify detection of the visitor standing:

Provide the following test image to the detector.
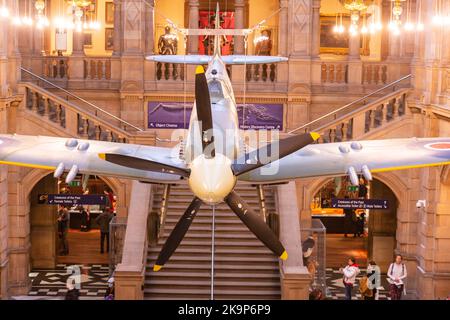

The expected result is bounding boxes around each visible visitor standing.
[360,261,380,300]
[387,254,407,300]
[65,278,79,300]
[339,257,360,300]
[95,210,113,254]
[57,205,69,255]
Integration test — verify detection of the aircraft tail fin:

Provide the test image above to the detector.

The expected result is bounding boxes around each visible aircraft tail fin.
[213,2,221,57]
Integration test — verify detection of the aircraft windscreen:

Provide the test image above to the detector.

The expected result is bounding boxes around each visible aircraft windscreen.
[208,80,224,101]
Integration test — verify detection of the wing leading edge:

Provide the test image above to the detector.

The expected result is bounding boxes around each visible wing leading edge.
[238,137,450,183]
[0,134,184,183]
[1,135,449,185]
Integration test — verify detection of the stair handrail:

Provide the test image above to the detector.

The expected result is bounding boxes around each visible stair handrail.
[287,74,412,134]
[20,81,135,140]
[20,67,144,132]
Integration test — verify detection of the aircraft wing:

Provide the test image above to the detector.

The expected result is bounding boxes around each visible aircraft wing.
[146,55,288,65]
[0,134,184,183]
[238,137,450,183]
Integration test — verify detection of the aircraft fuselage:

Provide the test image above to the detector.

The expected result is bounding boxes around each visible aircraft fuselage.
[185,55,241,204]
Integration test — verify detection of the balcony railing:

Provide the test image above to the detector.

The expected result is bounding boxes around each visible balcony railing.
[84,57,112,80]
[246,64,277,83]
[321,62,348,84]
[43,56,68,79]
[362,63,388,85]
[289,74,412,139]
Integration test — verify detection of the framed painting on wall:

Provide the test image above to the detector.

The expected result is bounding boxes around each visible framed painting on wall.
[105,2,114,25]
[320,15,350,55]
[83,33,93,48]
[105,28,114,50]
[319,14,370,56]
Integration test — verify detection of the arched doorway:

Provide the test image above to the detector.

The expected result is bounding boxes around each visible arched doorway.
[308,175,399,299]
[28,172,118,298]
[29,173,118,268]
[310,176,398,271]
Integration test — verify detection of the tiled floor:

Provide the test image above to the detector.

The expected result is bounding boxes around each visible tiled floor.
[28,264,110,298]
[325,268,390,300]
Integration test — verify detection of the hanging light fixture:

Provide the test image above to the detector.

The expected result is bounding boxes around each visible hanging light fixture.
[343,0,368,36]
[0,0,10,19]
[35,0,49,29]
[333,13,345,34]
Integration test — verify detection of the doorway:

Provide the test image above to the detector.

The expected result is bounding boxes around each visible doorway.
[311,176,398,270]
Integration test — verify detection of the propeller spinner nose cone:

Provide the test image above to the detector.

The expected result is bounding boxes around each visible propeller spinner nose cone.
[188,154,236,204]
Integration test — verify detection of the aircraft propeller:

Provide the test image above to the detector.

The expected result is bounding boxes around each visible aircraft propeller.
[99,66,319,271]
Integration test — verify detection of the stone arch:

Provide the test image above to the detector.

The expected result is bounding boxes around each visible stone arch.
[440,165,450,185]
[19,169,127,210]
[299,171,408,272]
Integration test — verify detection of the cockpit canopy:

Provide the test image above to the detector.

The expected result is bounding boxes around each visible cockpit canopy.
[208,79,226,102]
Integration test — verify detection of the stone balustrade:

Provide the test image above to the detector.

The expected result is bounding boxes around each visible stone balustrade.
[288,87,410,143]
[20,82,154,144]
[43,57,69,79]
[313,89,409,143]
[246,63,277,83]
[362,63,388,85]
[84,58,112,80]
[155,62,185,81]
[320,62,348,84]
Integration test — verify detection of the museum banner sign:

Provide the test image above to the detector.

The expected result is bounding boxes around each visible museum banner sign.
[148,102,283,130]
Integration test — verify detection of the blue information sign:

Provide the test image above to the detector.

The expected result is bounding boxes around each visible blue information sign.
[39,194,107,206]
[331,198,389,210]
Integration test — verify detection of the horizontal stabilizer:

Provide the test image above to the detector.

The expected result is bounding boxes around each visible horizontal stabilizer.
[146,55,288,65]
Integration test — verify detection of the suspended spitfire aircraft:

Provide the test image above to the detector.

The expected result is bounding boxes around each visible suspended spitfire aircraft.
[1,4,450,272]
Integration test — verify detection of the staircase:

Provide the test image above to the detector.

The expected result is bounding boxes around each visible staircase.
[144,183,281,300]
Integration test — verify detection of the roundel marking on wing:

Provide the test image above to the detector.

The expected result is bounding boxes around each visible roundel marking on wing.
[424,142,450,150]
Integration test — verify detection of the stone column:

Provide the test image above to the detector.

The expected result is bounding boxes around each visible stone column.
[234,0,245,54]
[278,0,288,56]
[144,0,155,55]
[311,0,321,58]
[348,33,360,60]
[277,182,311,300]
[113,0,123,56]
[188,0,199,54]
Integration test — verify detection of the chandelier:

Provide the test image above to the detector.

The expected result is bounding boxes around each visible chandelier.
[0,0,9,19]
[35,0,49,29]
[343,0,368,36]
[65,0,100,32]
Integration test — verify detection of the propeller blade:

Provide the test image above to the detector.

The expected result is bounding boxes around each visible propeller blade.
[195,65,215,158]
[224,191,287,260]
[98,153,190,178]
[231,132,320,177]
[153,197,203,271]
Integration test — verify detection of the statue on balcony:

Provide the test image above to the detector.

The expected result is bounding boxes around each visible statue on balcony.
[157,26,179,80]
[254,29,272,56]
[158,26,178,55]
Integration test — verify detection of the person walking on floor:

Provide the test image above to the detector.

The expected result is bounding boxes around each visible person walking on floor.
[65,278,80,300]
[339,257,360,300]
[387,254,407,300]
[95,210,113,254]
[57,205,69,255]
[360,260,380,300]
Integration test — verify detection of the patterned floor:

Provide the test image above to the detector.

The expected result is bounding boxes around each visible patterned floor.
[325,268,390,300]
[27,264,390,300]
[28,264,110,298]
